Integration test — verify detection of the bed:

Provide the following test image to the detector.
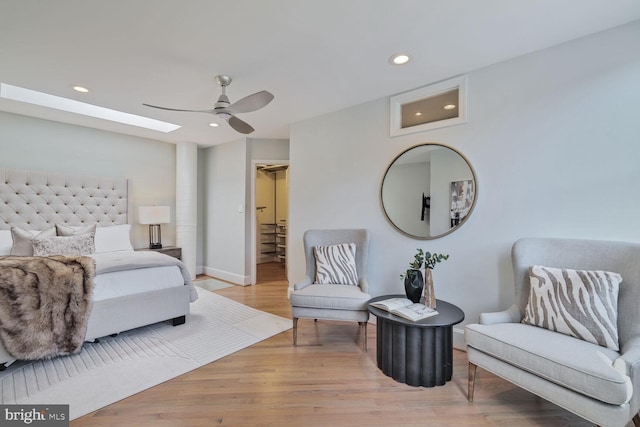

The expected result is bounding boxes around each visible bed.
[0,167,197,368]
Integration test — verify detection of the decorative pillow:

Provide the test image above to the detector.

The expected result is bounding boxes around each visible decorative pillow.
[10,227,56,256]
[32,233,96,256]
[522,265,622,351]
[0,230,12,255]
[94,224,133,253]
[313,243,358,285]
[56,223,97,236]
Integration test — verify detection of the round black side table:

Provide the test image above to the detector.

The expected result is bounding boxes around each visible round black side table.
[367,294,465,387]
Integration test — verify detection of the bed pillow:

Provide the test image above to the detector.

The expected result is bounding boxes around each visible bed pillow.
[313,243,358,285]
[0,230,12,255]
[56,223,97,237]
[32,233,96,256]
[522,265,621,351]
[94,224,133,253]
[10,227,56,256]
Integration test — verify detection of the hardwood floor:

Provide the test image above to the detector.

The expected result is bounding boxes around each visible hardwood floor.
[72,262,595,427]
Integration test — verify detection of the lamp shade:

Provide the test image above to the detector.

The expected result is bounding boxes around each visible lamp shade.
[138,206,170,224]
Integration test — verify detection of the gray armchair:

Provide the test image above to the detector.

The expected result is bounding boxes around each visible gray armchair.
[465,237,640,427]
[290,229,371,350]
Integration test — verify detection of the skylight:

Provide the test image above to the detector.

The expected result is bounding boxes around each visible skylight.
[0,83,181,133]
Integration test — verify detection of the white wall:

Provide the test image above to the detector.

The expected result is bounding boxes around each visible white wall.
[289,22,640,348]
[196,148,206,273]
[176,141,198,279]
[201,137,289,283]
[0,111,177,249]
[248,138,289,160]
[202,138,248,283]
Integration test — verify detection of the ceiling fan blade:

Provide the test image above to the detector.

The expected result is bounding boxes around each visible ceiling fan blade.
[227,91,274,114]
[143,103,214,113]
[228,115,255,134]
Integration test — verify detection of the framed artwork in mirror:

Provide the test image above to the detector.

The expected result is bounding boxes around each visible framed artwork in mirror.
[450,180,474,227]
[390,75,467,137]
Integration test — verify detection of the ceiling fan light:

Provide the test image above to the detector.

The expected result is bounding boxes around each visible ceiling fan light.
[142,75,271,134]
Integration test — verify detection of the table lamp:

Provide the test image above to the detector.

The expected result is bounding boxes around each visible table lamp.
[138,206,170,249]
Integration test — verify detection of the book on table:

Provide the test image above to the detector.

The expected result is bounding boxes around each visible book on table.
[370,297,438,321]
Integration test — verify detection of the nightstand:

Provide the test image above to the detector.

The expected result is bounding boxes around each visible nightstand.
[136,246,182,260]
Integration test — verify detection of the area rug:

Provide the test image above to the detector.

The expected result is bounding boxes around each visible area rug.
[0,287,292,420]
[195,277,234,291]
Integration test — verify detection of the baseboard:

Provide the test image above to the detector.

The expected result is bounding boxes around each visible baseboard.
[453,327,466,351]
[202,266,250,286]
[195,265,204,275]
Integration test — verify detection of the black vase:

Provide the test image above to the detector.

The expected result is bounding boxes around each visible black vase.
[404,269,424,303]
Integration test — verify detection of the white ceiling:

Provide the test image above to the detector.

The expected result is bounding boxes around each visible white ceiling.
[1,0,639,147]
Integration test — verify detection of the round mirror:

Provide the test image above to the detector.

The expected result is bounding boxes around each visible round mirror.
[380,143,477,239]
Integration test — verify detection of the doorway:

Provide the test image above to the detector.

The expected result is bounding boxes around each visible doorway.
[250,160,289,285]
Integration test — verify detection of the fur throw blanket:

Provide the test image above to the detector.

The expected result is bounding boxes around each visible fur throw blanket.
[0,256,95,360]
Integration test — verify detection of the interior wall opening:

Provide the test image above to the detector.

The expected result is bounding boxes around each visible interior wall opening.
[254,163,288,284]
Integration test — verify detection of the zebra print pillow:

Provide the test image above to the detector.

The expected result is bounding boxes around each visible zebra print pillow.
[313,243,358,285]
[522,265,622,350]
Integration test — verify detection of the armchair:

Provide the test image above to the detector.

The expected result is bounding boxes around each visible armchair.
[290,229,371,350]
[465,237,640,427]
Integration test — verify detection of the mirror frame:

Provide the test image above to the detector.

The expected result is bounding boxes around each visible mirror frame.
[380,142,478,240]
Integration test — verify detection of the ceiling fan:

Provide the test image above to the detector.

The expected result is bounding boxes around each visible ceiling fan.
[143,75,274,134]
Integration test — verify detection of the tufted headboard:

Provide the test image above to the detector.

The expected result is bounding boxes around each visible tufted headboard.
[0,168,131,231]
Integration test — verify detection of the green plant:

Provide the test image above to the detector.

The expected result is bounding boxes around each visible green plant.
[400,248,449,279]
[423,250,449,270]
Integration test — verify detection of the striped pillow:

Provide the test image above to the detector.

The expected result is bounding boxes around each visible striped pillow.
[313,243,358,285]
[522,265,621,350]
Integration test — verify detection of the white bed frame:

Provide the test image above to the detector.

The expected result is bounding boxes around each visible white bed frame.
[0,168,191,368]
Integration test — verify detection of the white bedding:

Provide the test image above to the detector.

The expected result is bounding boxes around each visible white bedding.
[1,230,197,303]
[90,250,198,302]
[93,265,184,301]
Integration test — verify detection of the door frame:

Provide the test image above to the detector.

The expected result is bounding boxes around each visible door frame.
[250,159,289,285]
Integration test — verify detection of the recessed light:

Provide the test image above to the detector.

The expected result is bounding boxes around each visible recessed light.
[72,85,89,93]
[414,112,422,116]
[389,53,411,65]
[443,104,456,110]
[209,123,219,127]
[0,83,181,133]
